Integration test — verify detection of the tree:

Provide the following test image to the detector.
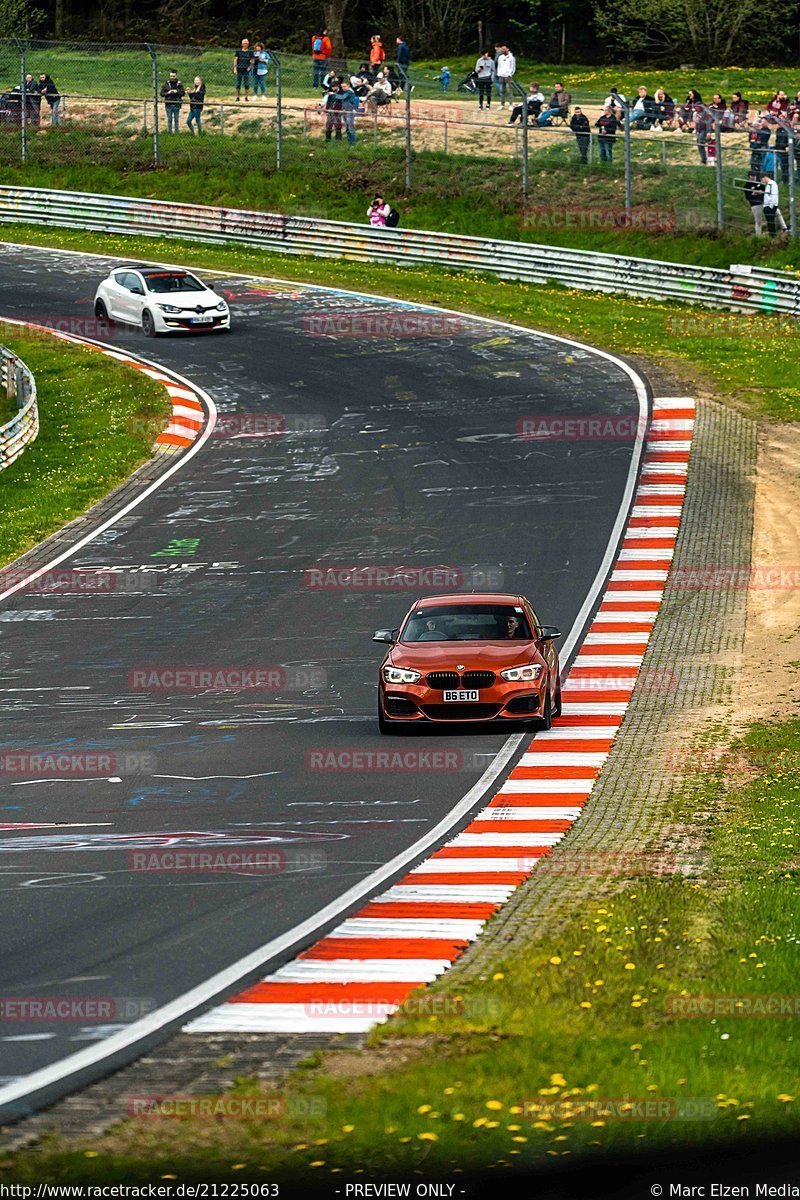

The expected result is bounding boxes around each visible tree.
[323,0,347,56]
[594,0,780,64]
[0,0,44,37]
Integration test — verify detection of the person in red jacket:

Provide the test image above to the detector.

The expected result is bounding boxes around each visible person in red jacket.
[311,30,332,88]
[369,35,385,70]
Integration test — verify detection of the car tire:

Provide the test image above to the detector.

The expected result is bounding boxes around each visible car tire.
[141,309,156,338]
[537,688,553,731]
[378,701,407,735]
[553,676,562,719]
[94,298,113,326]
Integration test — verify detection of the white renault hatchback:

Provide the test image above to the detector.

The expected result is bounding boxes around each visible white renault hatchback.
[94,267,230,336]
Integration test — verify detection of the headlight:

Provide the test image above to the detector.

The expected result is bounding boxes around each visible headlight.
[383,666,421,684]
[157,303,181,313]
[215,300,228,311]
[500,664,543,682]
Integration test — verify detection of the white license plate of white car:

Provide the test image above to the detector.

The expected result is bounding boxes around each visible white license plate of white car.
[190,314,213,324]
[443,689,480,702]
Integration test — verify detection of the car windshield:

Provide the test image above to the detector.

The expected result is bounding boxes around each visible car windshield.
[401,604,533,643]
[143,272,205,294]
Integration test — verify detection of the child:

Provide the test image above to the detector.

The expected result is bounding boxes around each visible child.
[437,66,451,93]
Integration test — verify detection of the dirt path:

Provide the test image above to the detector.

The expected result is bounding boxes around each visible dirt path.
[740,424,800,722]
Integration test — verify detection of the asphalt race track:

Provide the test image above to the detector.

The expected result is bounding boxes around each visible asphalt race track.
[0,245,646,1097]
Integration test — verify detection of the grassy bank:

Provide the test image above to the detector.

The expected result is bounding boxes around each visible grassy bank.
[0,222,797,422]
[0,331,169,567]
[10,43,800,106]
[6,718,799,1181]
[3,131,800,268]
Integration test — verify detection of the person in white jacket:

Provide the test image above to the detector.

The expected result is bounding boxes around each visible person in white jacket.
[761,175,788,236]
[495,46,516,109]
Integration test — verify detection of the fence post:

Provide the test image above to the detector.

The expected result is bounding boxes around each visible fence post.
[220,104,225,135]
[15,40,26,164]
[146,44,159,168]
[402,67,411,190]
[789,133,797,239]
[589,129,594,165]
[142,99,148,133]
[624,100,632,218]
[714,111,724,232]
[509,79,528,198]
[271,52,282,170]
[443,119,448,155]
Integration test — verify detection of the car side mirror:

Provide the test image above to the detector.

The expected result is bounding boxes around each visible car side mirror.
[539,626,562,641]
[130,284,144,295]
[373,628,397,644]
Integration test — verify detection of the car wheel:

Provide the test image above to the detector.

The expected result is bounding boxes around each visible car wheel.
[537,688,553,731]
[141,309,156,338]
[553,676,562,719]
[94,298,113,325]
[378,701,406,735]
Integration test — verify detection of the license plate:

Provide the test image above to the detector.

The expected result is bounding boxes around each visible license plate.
[443,689,480,702]
[189,315,213,325]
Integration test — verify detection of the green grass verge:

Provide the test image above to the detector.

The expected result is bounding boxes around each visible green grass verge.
[0,221,797,422]
[0,330,169,567]
[9,44,800,107]
[5,719,799,1181]
[4,131,800,269]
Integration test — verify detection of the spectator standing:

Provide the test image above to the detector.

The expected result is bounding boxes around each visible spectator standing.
[160,69,185,133]
[370,35,386,71]
[437,66,451,92]
[187,76,205,134]
[24,74,41,123]
[595,106,618,161]
[775,122,790,184]
[538,82,569,127]
[495,46,516,109]
[694,104,713,165]
[37,73,61,126]
[744,170,765,235]
[311,30,332,88]
[321,78,343,140]
[570,106,590,162]
[762,174,788,235]
[749,118,771,173]
[396,36,410,81]
[508,82,544,125]
[474,51,495,110]
[252,44,270,97]
[368,195,391,226]
[233,38,254,101]
[338,78,359,144]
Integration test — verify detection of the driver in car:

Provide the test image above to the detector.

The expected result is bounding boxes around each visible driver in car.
[419,618,444,640]
[503,614,524,639]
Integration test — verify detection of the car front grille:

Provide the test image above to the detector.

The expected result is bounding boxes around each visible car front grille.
[425,670,496,690]
[461,671,496,689]
[426,671,460,689]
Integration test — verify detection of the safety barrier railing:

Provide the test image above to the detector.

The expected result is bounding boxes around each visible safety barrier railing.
[0,185,798,317]
[0,342,38,471]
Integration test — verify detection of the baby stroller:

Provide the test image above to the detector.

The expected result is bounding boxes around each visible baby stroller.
[457,70,479,95]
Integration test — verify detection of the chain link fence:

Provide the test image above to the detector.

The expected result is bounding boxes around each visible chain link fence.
[0,40,797,240]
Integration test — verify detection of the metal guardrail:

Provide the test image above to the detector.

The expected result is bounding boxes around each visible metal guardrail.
[0,185,799,317]
[0,342,38,472]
